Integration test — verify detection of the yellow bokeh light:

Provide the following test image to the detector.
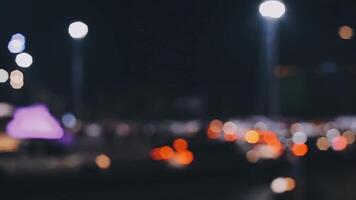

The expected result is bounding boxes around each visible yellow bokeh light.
[316,137,330,151]
[245,130,260,144]
[0,134,20,153]
[343,131,355,145]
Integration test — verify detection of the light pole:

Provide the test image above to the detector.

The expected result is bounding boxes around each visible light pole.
[258,0,285,117]
[68,21,88,117]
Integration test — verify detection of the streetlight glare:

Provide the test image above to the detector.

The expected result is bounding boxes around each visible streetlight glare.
[259,0,286,19]
[68,21,88,39]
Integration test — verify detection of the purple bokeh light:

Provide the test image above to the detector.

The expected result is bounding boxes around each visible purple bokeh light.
[6,104,64,139]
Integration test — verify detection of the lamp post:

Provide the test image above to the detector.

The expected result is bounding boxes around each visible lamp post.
[258,0,285,117]
[68,21,88,117]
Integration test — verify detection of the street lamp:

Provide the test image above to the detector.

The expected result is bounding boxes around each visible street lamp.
[68,21,88,117]
[257,0,285,117]
[259,0,286,19]
[68,21,88,39]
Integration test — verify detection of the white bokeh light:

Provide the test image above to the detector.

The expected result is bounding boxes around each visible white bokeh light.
[10,79,24,89]
[11,33,26,43]
[85,123,103,138]
[8,39,25,54]
[9,70,24,89]
[271,177,288,193]
[62,113,77,128]
[68,21,88,39]
[259,0,286,19]
[326,128,340,142]
[292,131,307,144]
[15,53,33,68]
[0,102,14,117]
[0,69,9,83]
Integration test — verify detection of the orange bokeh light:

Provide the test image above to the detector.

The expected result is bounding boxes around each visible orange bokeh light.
[150,148,162,160]
[292,144,308,157]
[260,130,278,144]
[0,134,20,153]
[339,25,353,40]
[95,154,111,169]
[207,119,223,140]
[285,177,296,191]
[224,133,238,142]
[173,138,188,152]
[270,140,283,154]
[159,146,174,160]
[172,150,194,165]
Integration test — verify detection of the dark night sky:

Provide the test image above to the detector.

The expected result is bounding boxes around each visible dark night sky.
[1,0,356,118]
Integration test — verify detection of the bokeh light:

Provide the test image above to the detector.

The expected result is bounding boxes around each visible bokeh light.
[150,148,162,160]
[245,130,260,144]
[95,154,111,170]
[8,39,25,54]
[9,70,24,89]
[285,177,296,191]
[259,0,286,19]
[84,123,103,138]
[339,25,353,40]
[326,128,340,141]
[8,33,26,54]
[0,69,9,83]
[68,21,88,39]
[332,136,347,151]
[292,131,307,144]
[343,131,355,144]
[223,121,238,135]
[11,33,25,43]
[271,177,288,194]
[0,134,20,153]
[316,137,330,151]
[159,146,174,160]
[207,119,223,140]
[62,113,77,128]
[246,149,260,163]
[173,138,188,152]
[115,123,131,137]
[171,150,194,166]
[15,52,33,68]
[292,143,308,157]
[0,103,14,118]
[223,121,238,142]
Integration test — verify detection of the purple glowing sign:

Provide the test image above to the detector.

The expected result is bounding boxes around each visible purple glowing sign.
[6,105,64,139]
